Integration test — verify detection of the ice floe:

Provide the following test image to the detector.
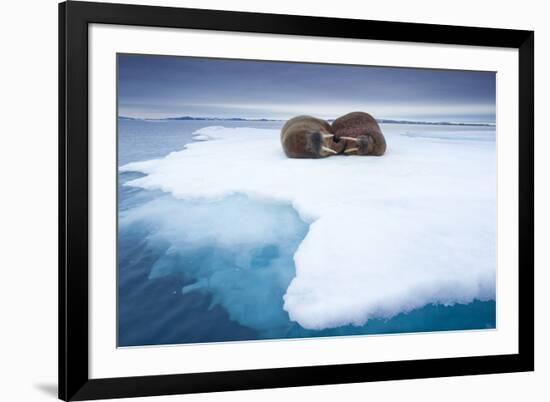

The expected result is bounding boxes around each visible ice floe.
[120,124,496,330]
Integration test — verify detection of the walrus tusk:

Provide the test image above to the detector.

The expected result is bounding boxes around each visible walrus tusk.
[322,146,338,154]
[344,147,359,153]
[322,134,335,139]
[339,136,359,142]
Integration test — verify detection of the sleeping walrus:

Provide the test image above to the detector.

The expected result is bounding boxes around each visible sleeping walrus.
[331,111,387,156]
[281,115,344,158]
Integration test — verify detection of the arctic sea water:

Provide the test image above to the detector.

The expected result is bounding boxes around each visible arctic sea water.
[118,118,496,347]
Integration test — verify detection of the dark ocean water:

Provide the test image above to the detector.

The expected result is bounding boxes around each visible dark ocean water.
[117,118,496,347]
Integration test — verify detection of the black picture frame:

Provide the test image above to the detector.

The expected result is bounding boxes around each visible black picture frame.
[59,1,534,400]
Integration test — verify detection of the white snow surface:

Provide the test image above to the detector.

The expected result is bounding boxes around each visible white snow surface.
[121,124,496,330]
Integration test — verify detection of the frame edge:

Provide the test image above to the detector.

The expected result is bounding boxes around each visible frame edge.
[60,1,92,400]
[58,1,67,400]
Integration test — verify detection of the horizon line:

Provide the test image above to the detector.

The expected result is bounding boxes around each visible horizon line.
[118,115,496,127]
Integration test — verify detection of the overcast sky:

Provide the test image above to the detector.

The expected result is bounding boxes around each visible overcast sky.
[118,53,496,123]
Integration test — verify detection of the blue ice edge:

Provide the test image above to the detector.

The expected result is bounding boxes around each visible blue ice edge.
[117,173,495,347]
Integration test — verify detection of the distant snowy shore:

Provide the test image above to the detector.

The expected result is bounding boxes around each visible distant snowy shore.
[121,124,497,330]
[119,115,495,127]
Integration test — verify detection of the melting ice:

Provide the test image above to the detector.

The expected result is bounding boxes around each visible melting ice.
[120,123,496,331]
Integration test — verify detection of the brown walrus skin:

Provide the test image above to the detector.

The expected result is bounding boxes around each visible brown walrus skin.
[331,111,387,156]
[281,115,345,158]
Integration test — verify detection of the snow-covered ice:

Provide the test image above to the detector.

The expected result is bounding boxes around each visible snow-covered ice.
[120,123,496,330]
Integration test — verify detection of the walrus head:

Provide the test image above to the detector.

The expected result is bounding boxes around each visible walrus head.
[308,131,345,157]
[341,135,370,155]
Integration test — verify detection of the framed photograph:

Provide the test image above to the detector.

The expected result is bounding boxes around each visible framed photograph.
[59,1,534,400]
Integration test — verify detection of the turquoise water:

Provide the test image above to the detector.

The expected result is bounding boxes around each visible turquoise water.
[117,118,496,347]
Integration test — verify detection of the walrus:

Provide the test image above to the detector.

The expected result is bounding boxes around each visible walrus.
[281,115,345,158]
[331,111,387,156]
